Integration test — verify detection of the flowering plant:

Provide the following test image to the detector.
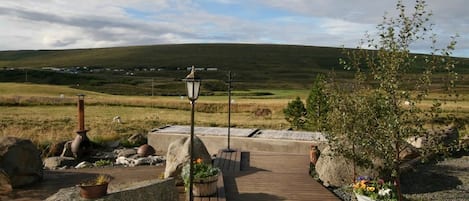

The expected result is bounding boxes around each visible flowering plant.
[352,176,397,201]
[181,158,220,190]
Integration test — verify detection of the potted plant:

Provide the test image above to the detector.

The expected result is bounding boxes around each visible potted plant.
[353,176,397,201]
[181,158,220,196]
[78,174,112,199]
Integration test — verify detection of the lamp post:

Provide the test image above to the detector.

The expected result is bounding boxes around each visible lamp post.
[183,66,201,201]
[223,71,235,152]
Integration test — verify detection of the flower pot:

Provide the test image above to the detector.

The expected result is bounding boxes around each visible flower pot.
[78,183,108,199]
[193,174,218,196]
[355,193,375,201]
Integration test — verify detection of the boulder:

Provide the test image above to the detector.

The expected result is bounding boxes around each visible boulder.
[406,136,427,149]
[0,137,43,187]
[128,133,147,146]
[43,157,77,170]
[46,140,68,157]
[0,169,12,195]
[45,178,178,201]
[315,145,380,187]
[407,125,459,152]
[115,148,138,158]
[399,142,420,161]
[428,125,459,148]
[164,136,211,185]
[137,144,155,157]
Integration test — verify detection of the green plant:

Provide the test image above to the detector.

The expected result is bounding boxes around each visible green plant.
[353,176,397,201]
[80,174,111,186]
[325,0,459,200]
[283,96,306,129]
[305,74,329,131]
[94,159,112,167]
[181,158,220,191]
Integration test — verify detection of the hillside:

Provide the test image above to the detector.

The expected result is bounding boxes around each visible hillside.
[0,43,468,95]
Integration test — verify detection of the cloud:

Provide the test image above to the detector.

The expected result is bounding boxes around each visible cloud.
[0,0,467,57]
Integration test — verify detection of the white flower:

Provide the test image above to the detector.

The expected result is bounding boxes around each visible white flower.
[378,188,392,196]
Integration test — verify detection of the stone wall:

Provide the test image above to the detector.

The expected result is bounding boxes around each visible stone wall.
[45,178,177,201]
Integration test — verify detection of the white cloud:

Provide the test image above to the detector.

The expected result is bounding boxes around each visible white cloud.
[0,0,467,57]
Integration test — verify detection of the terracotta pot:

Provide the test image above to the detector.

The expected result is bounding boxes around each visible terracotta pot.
[78,183,108,199]
[309,145,320,165]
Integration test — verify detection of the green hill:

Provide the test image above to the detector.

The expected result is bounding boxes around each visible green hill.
[0,43,468,95]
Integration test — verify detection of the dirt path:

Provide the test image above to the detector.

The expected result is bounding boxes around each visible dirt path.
[1,165,165,201]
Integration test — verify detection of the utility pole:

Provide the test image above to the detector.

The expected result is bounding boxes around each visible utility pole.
[223,71,235,152]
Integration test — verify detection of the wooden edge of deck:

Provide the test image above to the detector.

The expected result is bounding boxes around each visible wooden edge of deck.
[217,172,226,201]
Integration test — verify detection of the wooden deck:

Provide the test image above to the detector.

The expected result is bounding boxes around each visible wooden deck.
[224,151,340,201]
[183,151,339,201]
[214,149,241,174]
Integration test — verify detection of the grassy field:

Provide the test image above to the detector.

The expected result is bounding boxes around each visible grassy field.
[0,83,292,148]
[1,83,468,152]
[1,45,468,147]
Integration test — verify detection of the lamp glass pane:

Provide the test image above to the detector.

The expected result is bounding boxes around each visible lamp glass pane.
[186,81,194,99]
[193,81,201,100]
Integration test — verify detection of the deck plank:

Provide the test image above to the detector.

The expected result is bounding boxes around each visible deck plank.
[186,151,340,201]
[226,152,340,201]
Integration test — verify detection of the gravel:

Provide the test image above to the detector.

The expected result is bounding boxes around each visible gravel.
[322,153,469,201]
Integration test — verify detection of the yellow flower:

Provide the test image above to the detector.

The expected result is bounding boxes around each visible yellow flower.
[195,158,203,164]
[367,186,375,192]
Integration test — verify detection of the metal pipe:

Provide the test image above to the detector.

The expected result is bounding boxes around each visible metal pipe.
[77,94,85,131]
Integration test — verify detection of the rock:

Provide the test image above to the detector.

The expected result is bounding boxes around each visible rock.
[164,136,211,185]
[75,161,93,169]
[115,156,132,166]
[0,137,43,187]
[315,145,380,187]
[45,178,178,201]
[0,169,12,195]
[43,157,77,170]
[429,125,459,147]
[407,125,460,153]
[60,141,74,157]
[105,140,120,148]
[115,155,165,167]
[137,144,155,157]
[132,156,165,166]
[406,136,427,149]
[399,142,420,161]
[115,148,138,158]
[47,140,68,157]
[128,133,147,146]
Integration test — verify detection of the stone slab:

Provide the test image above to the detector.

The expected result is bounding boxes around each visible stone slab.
[253,129,327,141]
[152,125,257,137]
[45,178,177,201]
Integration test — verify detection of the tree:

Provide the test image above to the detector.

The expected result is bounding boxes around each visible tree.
[305,74,329,131]
[324,1,459,200]
[283,97,306,130]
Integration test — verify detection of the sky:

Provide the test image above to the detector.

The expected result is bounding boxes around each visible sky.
[0,0,468,58]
